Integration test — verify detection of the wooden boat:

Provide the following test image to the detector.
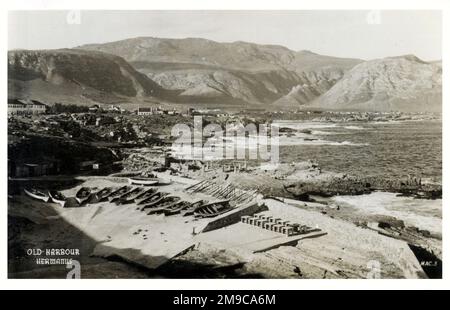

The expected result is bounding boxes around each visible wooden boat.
[107,186,132,202]
[194,200,233,218]
[128,176,159,186]
[136,191,166,206]
[162,201,193,216]
[154,178,172,186]
[139,194,173,211]
[91,187,115,203]
[48,190,66,207]
[75,187,92,204]
[181,200,204,216]
[24,188,50,203]
[133,188,157,204]
[145,196,182,214]
[117,187,146,204]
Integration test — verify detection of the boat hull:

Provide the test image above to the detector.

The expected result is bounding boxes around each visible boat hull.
[75,187,92,205]
[128,177,159,186]
[162,201,192,216]
[146,198,182,215]
[48,191,66,207]
[91,187,115,203]
[107,186,131,202]
[24,188,50,203]
[75,196,90,205]
[136,192,165,206]
[155,179,172,186]
[193,200,232,218]
[116,187,143,204]
[132,188,156,203]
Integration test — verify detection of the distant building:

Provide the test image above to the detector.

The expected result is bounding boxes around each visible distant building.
[89,104,100,112]
[137,106,181,116]
[108,105,125,113]
[137,106,163,116]
[137,107,153,116]
[8,99,47,115]
[165,110,178,115]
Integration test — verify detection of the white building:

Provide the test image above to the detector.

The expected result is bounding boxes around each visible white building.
[8,99,47,115]
[137,107,154,116]
[137,106,164,115]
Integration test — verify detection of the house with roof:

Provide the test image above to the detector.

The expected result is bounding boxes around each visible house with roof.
[137,106,164,116]
[8,99,47,115]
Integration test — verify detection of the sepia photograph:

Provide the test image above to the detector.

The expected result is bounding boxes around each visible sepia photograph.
[6,9,442,281]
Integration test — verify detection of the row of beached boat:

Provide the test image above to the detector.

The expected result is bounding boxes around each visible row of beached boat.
[22,175,173,208]
[136,195,234,218]
[23,185,235,218]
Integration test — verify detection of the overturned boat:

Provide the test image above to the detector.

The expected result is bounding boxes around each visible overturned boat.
[48,190,67,207]
[194,200,233,218]
[128,176,158,186]
[24,188,50,203]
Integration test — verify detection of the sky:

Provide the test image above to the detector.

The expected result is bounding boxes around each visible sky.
[8,10,442,61]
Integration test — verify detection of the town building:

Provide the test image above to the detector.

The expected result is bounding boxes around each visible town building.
[108,105,125,113]
[8,99,47,115]
[137,106,164,115]
[137,107,154,116]
[88,104,100,112]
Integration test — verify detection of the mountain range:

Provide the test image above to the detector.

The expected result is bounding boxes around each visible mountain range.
[8,37,442,111]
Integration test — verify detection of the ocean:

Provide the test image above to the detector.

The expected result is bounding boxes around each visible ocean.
[277,120,442,182]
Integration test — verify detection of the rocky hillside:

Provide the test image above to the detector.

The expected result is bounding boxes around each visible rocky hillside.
[79,37,361,105]
[136,63,303,104]
[8,49,168,105]
[316,55,442,112]
[274,67,347,106]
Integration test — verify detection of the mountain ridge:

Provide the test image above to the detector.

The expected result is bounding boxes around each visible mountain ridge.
[8,37,442,112]
[78,37,361,106]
